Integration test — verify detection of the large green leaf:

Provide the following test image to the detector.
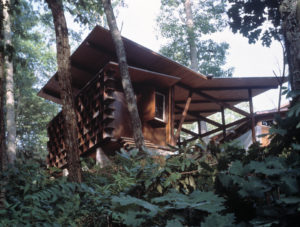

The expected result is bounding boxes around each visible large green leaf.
[111,195,160,217]
[202,213,235,227]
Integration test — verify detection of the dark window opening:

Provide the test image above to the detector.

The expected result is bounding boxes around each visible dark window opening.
[155,92,165,121]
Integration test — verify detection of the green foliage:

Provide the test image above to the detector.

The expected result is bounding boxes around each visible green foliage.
[10,0,59,157]
[157,0,233,77]
[1,101,300,226]
[227,0,283,47]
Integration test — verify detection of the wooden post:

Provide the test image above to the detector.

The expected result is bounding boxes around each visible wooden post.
[170,86,175,145]
[248,89,256,143]
[221,106,226,139]
[174,91,193,142]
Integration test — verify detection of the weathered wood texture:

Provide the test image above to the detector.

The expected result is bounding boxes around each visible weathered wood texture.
[46,69,170,167]
[47,71,107,168]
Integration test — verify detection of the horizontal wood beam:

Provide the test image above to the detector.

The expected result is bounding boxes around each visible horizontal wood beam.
[180,117,249,144]
[190,85,278,91]
[175,98,249,104]
[177,83,251,117]
[175,105,222,128]
[181,127,199,137]
[175,109,221,115]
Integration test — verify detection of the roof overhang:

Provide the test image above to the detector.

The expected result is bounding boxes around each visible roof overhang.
[38,25,287,119]
[38,25,205,104]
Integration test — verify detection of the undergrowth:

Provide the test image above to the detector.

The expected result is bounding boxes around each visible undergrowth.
[1,94,300,226]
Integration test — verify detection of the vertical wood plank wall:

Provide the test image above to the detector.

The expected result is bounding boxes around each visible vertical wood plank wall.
[46,68,170,168]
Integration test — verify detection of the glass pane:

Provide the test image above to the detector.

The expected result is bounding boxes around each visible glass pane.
[155,92,164,120]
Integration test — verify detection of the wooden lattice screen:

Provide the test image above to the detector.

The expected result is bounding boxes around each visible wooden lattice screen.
[46,69,117,168]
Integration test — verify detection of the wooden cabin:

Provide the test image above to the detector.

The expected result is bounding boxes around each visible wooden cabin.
[38,26,285,168]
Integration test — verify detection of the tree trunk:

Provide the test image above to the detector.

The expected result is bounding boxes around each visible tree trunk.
[0,49,5,209]
[46,0,82,182]
[0,51,5,170]
[184,0,198,71]
[280,0,300,100]
[3,0,16,164]
[183,0,208,139]
[101,0,146,152]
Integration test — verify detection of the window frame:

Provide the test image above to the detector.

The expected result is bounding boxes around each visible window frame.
[154,91,166,122]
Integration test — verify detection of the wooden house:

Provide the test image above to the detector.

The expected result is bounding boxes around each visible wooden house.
[38,26,285,168]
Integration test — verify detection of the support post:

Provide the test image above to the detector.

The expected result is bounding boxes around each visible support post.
[248,89,256,143]
[174,91,193,142]
[221,106,226,138]
[170,86,175,145]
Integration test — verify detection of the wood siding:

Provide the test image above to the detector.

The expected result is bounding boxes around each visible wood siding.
[46,68,170,168]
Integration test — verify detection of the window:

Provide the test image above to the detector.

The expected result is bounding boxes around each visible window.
[155,92,165,121]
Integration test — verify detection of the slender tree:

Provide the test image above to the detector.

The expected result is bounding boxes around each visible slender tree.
[101,0,146,152]
[3,0,16,164]
[158,0,233,77]
[45,0,82,182]
[184,0,197,71]
[0,0,5,170]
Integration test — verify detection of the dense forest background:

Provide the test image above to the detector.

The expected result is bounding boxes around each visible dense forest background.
[0,0,300,226]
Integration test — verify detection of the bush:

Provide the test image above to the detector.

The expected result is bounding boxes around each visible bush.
[1,97,300,226]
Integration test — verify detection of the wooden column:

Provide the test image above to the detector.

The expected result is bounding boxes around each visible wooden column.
[248,89,256,143]
[221,106,226,138]
[174,91,193,142]
[170,86,175,145]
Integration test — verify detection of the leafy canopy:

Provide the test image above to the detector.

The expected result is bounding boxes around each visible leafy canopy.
[227,0,283,46]
[157,0,233,77]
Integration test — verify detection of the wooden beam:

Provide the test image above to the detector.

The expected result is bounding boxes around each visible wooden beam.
[221,106,226,138]
[175,98,249,104]
[175,105,223,128]
[177,83,251,117]
[181,117,249,144]
[174,91,193,142]
[248,89,256,143]
[189,85,278,91]
[170,86,175,145]
[225,117,249,129]
[175,109,221,114]
[181,127,199,137]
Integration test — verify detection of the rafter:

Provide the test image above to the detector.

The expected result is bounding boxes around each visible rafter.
[177,82,251,117]
[180,117,249,144]
[189,85,278,91]
[175,105,222,128]
[175,98,249,104]
[174,91,193,142]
